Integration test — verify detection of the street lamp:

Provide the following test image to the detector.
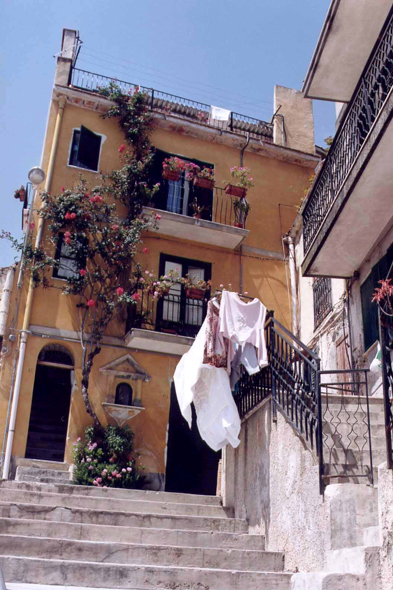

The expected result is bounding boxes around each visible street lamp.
[27,166,45,188]
[17,166,46,288]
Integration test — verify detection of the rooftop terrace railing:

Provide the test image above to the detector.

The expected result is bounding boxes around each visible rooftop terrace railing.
[69,67,274,142]
[302,9,393,254]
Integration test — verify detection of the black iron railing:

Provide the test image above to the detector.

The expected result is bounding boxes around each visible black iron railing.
[313,277,333,329]
[235,316,374,492]
[147,186,249,229]
[379,312,393,469]
[233,365,271,418]
[303,9,393,254]
[320,370,374,485]
[126,287,207,338]
[70,67,273,142]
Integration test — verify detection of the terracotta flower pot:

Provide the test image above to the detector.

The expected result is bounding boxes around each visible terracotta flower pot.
[162,169,180,181]
[225,184,247,198]
[193,177,215,190]
[186,287,205,300]
[193,214,202,219]
[234,222,244,228]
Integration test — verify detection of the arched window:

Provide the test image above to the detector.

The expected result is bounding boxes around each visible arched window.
[38,344,74,367]
[115,383,133,406]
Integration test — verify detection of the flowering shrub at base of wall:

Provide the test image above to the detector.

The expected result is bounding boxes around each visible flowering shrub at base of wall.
[72,425,144,489]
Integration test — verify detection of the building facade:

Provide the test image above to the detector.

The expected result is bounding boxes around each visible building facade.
[0,29,318,492]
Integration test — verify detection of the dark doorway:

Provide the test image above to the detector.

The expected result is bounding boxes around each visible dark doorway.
[165,383,221,495]
[26,364,73,462]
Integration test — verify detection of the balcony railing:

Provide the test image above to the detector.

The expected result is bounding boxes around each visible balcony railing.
[69,67,273,142]
[126,288,208,338]
[150,186,249,229]
[303,10,393,254]
[313,277,333,329]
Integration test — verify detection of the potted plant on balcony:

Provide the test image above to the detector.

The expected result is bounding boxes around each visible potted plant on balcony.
[233,197,251,228]
[186,164,215,190]
[225,166,254,198]
[14,186,26,203]
[191,197,205,219]
[181,275,211,300]
[162,157,186,181]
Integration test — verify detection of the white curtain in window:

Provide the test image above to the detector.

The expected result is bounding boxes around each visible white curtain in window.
[185,266,205,326]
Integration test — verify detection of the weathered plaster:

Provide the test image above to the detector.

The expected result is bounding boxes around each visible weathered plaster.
[378,463,393,590]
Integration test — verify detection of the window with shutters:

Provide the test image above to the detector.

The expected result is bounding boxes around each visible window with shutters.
[361,244,393,351]
[68,126,103,171]
[53,233,86,280]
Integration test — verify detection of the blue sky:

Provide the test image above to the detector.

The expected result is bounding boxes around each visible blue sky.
[1,0,334,267]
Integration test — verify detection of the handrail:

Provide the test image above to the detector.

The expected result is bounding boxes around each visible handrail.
[268,316,320,361]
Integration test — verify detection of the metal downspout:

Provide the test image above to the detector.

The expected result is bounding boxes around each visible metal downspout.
[284,236,298,337]
[2,97,66,479]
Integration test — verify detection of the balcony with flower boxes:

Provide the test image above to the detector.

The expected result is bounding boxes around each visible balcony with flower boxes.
[301,7,393,277]
[124,285,208,356]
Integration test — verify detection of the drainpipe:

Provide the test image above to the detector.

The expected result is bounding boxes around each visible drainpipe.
[284,236,298,337]
[2,97,66,479]
[0,267,16,338]
[240,132,250,167]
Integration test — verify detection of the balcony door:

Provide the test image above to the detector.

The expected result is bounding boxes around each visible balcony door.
[151,149,214,221]
[157,254,211,337]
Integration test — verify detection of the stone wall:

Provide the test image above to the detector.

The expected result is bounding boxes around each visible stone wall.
[378,463,393,590]
[223,399,379,573]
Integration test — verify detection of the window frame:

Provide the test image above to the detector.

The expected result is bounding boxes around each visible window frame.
[53,233,85,281]
[156,253,211,337]
[67,126,105,173]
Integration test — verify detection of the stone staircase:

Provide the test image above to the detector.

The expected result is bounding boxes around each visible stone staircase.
[0,477,292,589]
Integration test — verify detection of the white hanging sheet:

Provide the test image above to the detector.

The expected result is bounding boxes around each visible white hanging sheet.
[174,317,241,451]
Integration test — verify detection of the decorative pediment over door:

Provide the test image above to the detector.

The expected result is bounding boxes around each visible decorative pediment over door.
[99,354,151,382]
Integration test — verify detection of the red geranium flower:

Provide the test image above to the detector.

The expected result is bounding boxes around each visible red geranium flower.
[116,287,124,296]
[142,247,149,254]
[118,144,126,153]
[132,292,141,301]
[79,269,87,277]
[87,299,95,307]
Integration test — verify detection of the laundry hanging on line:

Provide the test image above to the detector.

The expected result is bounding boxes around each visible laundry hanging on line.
[173,290,268,451]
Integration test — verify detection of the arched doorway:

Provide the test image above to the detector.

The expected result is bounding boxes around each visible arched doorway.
[26,344,74,462]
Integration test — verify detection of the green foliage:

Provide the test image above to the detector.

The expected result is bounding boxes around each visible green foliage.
[72,424,144,489]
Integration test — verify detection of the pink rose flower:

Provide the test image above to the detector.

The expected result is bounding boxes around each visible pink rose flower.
[65,238,71,245]
[64,231,71,239]
[112,224,119,231]
[70,213,76,220]
[116,287,124,296]
[88,466,93,470]
[96,478,102,483]
[77,437,81,441]
[122,468,126,473]
[87,299,95,307]
[116,474,121,478]
[86,458,91,462]
[61,186,65,192]
[118,144,126,153]
[127,467,132,472]
[155,214,161,220]
[132,292,140,301]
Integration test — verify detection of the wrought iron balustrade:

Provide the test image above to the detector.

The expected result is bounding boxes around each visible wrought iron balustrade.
[320,370,373,484]
[69,67,273,142]
[303,9,393,254]
[149,186,249,229]
[126,287,207,338]
[313,277,333,329]
[234,316,375,492]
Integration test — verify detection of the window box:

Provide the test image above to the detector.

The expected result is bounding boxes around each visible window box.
[162,169,181,182]
[185,287,206,300]
[193,177,215,190]
[225,184,247,198]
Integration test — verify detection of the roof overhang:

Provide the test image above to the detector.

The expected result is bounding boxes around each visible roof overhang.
[303,0,393,102]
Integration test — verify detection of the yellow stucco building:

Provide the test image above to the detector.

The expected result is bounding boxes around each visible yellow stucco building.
[0,29,318,493]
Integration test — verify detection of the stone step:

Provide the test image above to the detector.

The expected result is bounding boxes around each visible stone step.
[0,502,247,533]
[0,534,283,572]
[322,447,385,465]
[363,526,381,546]
[326,546,381,589]
[291,572,365,589]
[0,517,264,550]
[0,480,222,506]
[0,488,231,519]
[14,459,70,472]
[0,556,292,589]
[15,468,71,481]
[15,476,74,486]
